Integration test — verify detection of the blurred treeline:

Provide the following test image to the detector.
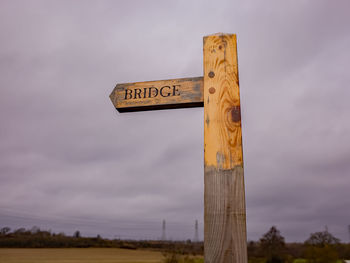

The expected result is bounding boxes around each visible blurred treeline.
[1,225,350,262]
[247,226,350,263]
[0,226,202,254]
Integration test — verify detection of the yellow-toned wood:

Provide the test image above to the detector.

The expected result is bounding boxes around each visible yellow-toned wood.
[203,34,247,262]
[204,34,242,169]
[110,77,203,112]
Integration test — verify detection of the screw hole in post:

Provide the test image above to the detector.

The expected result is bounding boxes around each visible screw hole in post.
[209,87,216,94]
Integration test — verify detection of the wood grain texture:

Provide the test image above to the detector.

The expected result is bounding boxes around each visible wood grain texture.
[203,34,247,263]
[110,77,203,112]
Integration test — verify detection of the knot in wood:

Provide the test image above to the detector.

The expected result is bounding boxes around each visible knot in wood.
[230,106,241,122]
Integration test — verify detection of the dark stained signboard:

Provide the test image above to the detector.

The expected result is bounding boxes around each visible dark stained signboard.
[109,77,203,112]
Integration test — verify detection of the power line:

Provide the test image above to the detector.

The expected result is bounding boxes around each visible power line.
[161,219,166,241]
[194,219,199,242]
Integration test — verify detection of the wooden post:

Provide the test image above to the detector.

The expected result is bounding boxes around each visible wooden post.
[203,34,247,262]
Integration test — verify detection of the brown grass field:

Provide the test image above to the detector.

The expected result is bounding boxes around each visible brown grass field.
[0,248,166,263]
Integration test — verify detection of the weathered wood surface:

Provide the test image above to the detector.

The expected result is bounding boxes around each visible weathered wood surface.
[110,77,203,112]
[203,34,247,262]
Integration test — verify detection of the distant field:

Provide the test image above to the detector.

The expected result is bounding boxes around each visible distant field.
[0,248,164,263]
[293,260,344,263]
[0,249,345,263]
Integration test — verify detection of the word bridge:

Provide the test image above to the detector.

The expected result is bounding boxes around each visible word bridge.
[110,33,247,263]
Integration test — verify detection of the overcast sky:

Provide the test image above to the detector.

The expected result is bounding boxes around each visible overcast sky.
[1,0,350,242]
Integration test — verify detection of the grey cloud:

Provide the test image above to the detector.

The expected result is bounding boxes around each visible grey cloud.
[1,0,350,242]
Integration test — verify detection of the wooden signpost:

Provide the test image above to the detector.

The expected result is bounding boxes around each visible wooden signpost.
[110,33,247,263]
[110,77,203,112]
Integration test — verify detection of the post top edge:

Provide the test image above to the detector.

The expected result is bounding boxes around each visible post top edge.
[204,33,236,38]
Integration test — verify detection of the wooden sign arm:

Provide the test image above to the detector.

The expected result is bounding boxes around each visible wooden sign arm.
[110,77,204,112]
